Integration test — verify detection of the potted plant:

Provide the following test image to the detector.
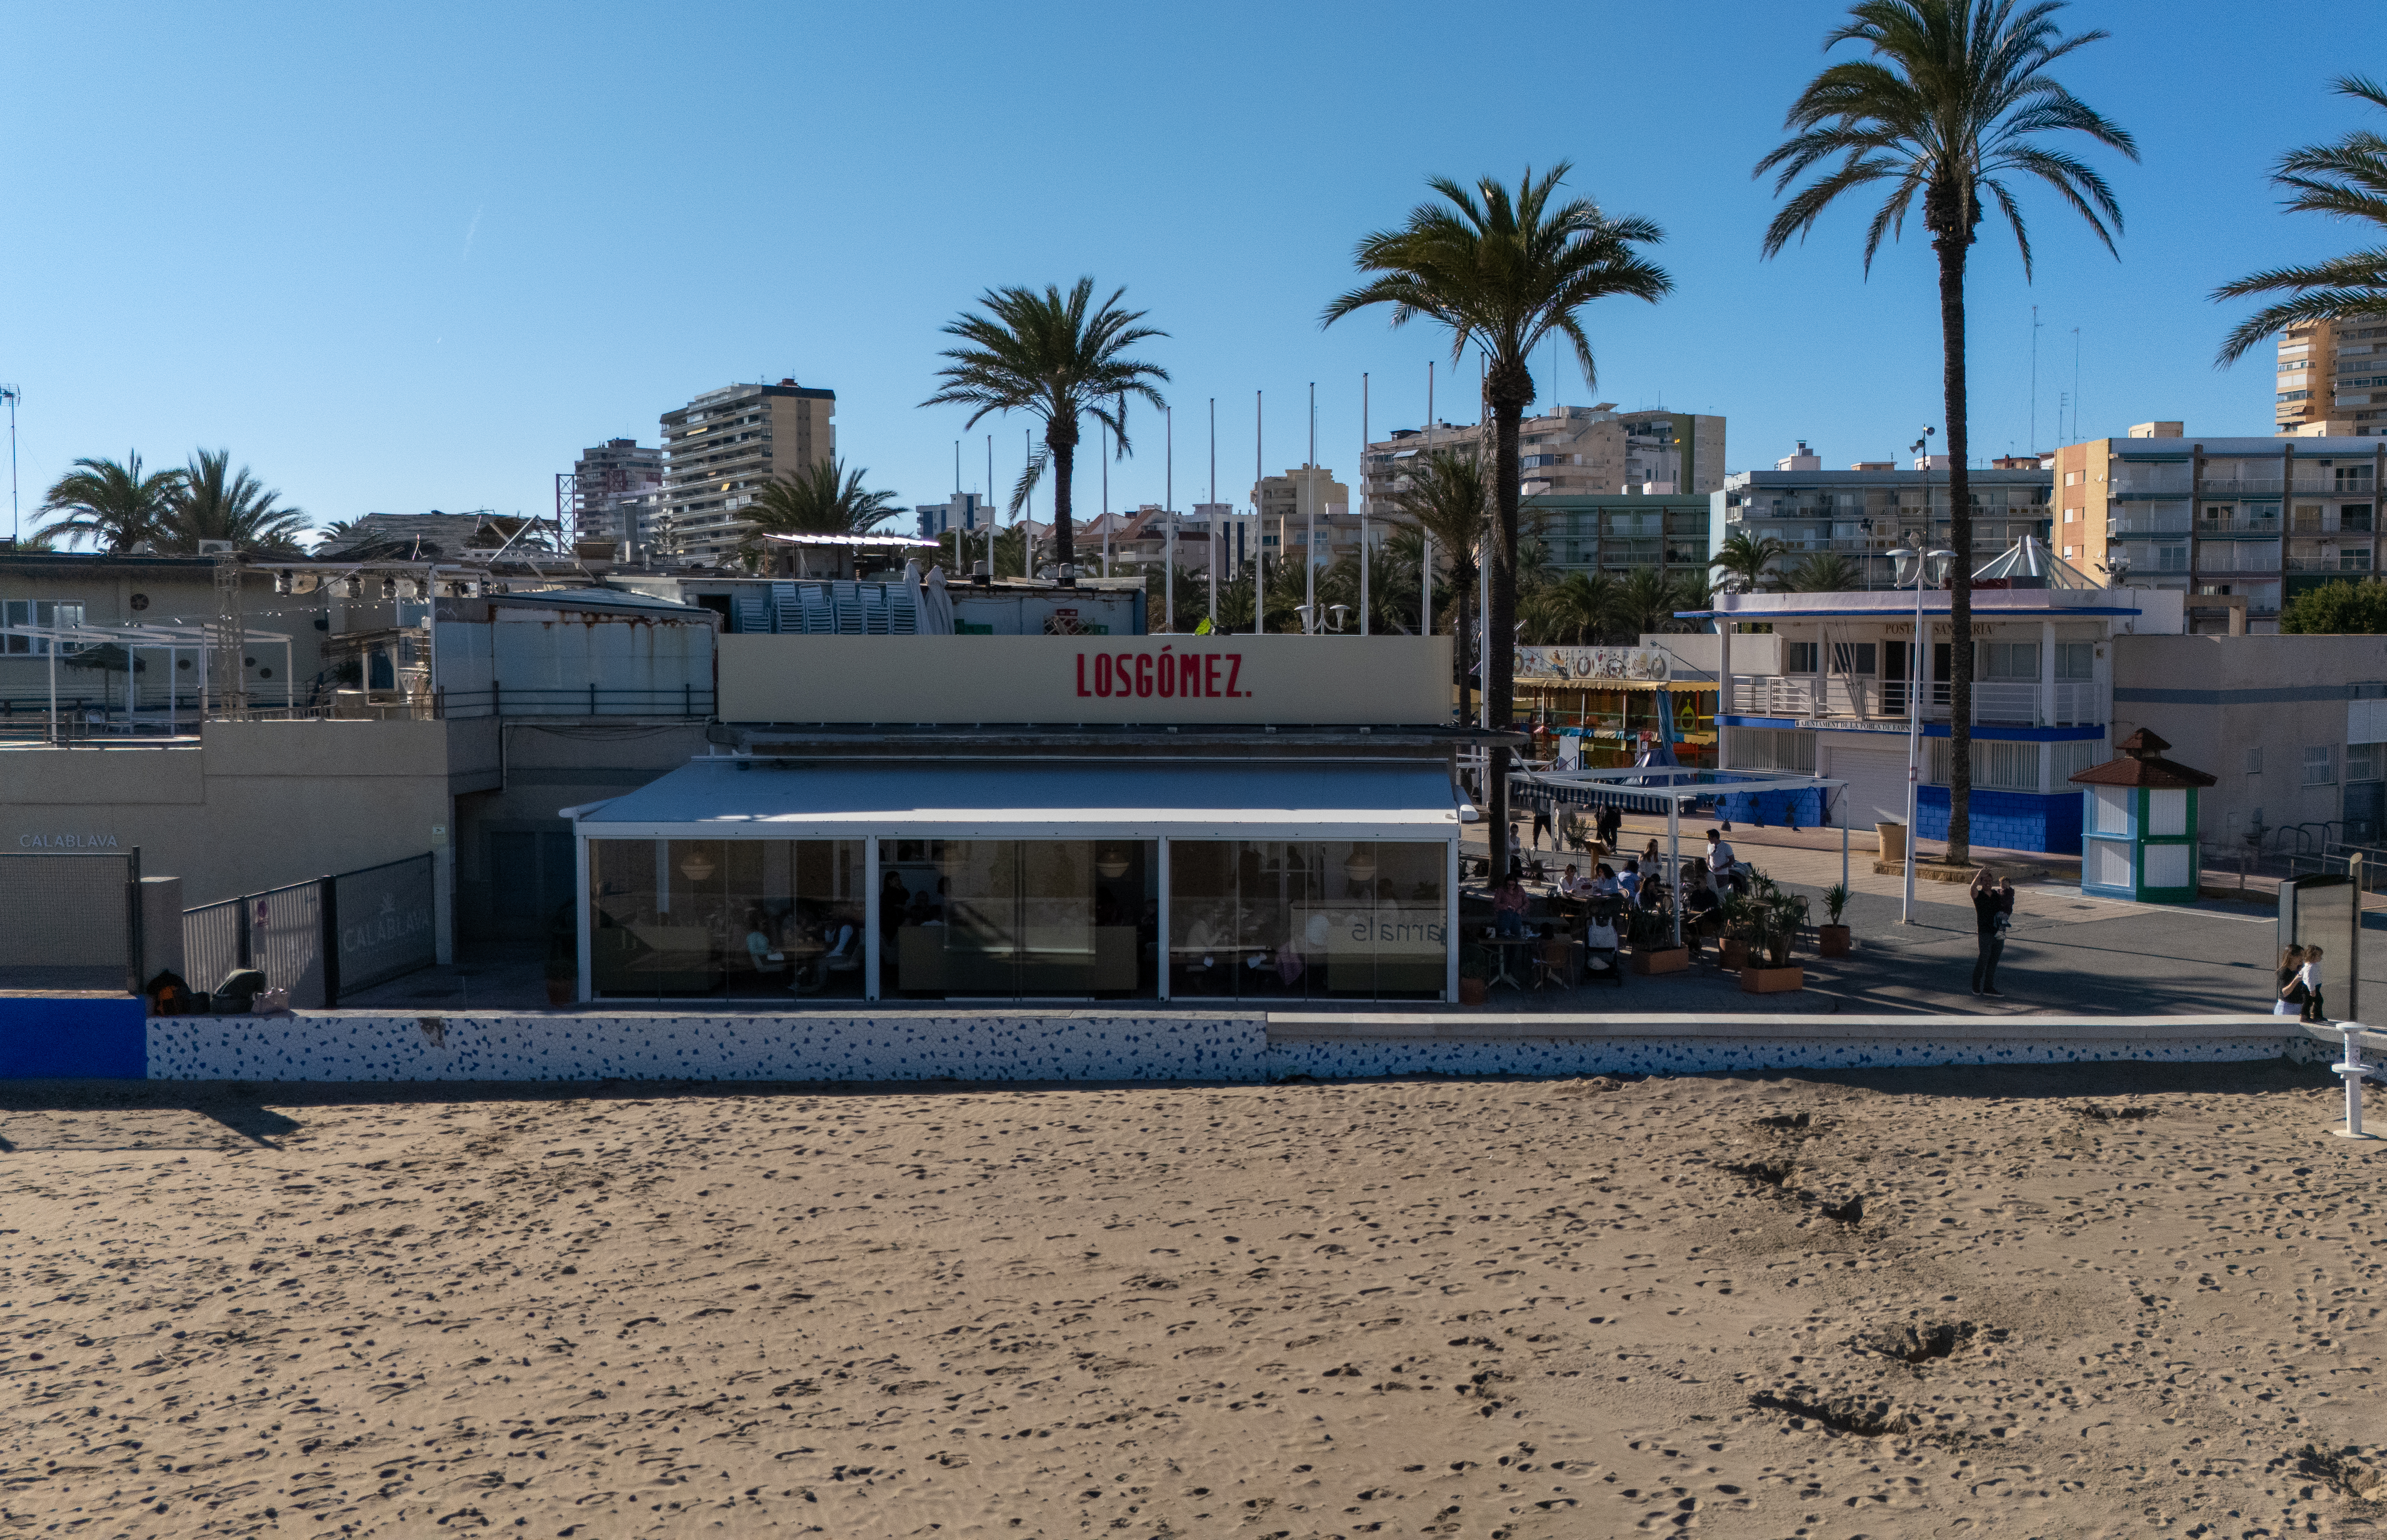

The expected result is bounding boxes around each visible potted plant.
[1817,883,1852,957]
[1741,879,1807,994]
[544,952,577,1007]
[1458,938,1494,1006]
[1716,887,1758,970]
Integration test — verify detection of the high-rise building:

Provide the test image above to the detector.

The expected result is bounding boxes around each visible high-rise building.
[2053,420,2384,631]
[2275,320,2387,438]
[916,493,993,542]
[659,379,836,563]
[1360,404,1725,509]
[567,439,664,556]
[1713,445,2053,591]
[1253,466,1355,569]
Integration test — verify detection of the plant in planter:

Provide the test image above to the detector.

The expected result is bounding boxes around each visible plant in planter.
[1740,876,1808,993]
[1458,939,1495,1006]
[1817,882,1853,957]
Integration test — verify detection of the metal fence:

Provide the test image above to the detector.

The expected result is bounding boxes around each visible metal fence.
[182,852,436,1007]
[0,850,141,992]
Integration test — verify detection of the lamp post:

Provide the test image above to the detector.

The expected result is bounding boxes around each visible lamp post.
[1889,544,1956,923]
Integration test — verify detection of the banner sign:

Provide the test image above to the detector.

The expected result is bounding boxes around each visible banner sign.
[1514,645,1672,684]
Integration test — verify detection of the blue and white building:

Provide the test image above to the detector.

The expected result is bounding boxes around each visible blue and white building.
[1684,553,2186,855]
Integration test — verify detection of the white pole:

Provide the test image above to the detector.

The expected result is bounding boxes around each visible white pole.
[2334,1031,2376,1140]
[1101,417,1110,579]
[1422,535,1433,638]
[1208,397,1219,629]
[1305,382,1316,631]
[1361,371,1370,637]
[1904,580,1924,923]
[1165,405,1175,630]
[1255,389,1263,636]
[1024,427,1033,580]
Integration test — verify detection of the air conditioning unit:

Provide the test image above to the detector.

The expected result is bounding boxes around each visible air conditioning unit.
[196,539,236,555]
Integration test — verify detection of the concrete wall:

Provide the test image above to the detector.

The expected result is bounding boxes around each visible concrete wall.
[2,719,471,904]
[2111,633,2387,840]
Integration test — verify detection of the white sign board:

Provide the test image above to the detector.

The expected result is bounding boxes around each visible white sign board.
[1512,645,1672,684]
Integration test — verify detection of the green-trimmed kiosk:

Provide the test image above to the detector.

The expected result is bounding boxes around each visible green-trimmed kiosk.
[2072,729,2215,905]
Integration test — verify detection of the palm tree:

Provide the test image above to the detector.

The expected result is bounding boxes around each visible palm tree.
[1325,165,1670,882]
[162,449,308,552]
[2214,76,2387,363]
[32,452,183,552]
[1755,0,2134,866]
[1384,450,1493,710]
[1529,569,1622,644]
[311,518,362,552]
[1615,566,1690,640]
[1786,552,1865,592]
[922,279,1168,588]
[736,457,901,567]
[1710,529,1791,592]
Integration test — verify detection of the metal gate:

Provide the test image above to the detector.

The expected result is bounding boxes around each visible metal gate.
[182,878,324,1004]
[182,852,436,1007]
[0,850,140,992]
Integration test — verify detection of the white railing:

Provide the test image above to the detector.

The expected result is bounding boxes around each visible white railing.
[1746,675,2098,727]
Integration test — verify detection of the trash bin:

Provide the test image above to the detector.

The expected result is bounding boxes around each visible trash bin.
[1877,820,1908,865]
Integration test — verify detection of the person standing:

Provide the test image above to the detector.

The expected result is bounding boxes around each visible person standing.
[2274,944,2309,1017]
[1531,793,1554,851]
[1595,802,1621,854]
[1969,868,2013,998]
[1704,827,1737,890]
[2297,944,2328,1023]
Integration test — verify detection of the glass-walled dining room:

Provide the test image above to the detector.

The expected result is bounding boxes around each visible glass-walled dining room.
[589,838,869,1000]
[582,835,1454,1003]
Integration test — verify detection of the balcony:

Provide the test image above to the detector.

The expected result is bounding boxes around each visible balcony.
[2111,508,2191,534]
[2111,473,2193,497]
[2196,515,2283,536]
[2199,477,2292,497]
[1727,676,2097,728]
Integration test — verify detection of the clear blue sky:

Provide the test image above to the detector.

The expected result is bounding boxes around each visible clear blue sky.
[4,0,2380,542]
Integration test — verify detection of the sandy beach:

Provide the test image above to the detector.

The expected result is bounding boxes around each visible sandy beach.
[4,1060,2383,1538]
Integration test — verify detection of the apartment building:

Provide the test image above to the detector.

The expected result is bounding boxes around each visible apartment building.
[2052,421,2385,632]
[1714,449,2054,589]
[2276,319,2387,437]
[915,492,993,543]
[1361,404,1725,509]
[567,439,664,556]
[1254,466,1354,569]
[658,379,836,563]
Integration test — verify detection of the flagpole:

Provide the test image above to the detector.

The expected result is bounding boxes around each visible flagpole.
[1360,371,1370,637]
[1164,405,1175,632]
[1208,397,1218,629]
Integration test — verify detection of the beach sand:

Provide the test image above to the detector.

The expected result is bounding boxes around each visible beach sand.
[4,1060,2383,1538]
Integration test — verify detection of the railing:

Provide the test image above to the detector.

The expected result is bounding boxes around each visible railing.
[2111,477,2194,497]
[185,877,324,1005]
[2111,510,2192,534]
[2201,478,2293,497]
[2197,516,2283,536]
[435,685,714,720]
[1740,675,2097,727]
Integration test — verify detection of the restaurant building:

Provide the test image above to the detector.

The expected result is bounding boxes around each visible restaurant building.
[564,635,1488,1005]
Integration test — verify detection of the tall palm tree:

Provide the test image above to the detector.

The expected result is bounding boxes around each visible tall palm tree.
[32,452,183,552]
[736,457,901,567]
[1325,165,1670,882]
[922,279,1168,588]
[1786,552,1865,592]
[1615,566,1689,640]
[1755,0,2134,866]
[1384,450,1493,710]
[162,449,308,552]
[1710,528,1791,592]
[2214,76,2387,362]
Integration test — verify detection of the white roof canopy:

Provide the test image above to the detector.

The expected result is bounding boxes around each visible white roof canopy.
[566,759,1465,842]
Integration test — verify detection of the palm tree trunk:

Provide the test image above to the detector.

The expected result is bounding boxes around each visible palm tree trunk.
[1934,226,1974,869]
[1049,425,1077,585]
[1486,383,1528,888]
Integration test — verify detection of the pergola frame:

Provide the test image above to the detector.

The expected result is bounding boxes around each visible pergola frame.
[1,618,295,739]
[1512,765,1851,946]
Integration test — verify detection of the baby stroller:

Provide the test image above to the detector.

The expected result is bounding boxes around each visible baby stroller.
[1580,909,1625,988]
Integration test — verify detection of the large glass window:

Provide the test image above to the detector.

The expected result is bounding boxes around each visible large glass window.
[885,840,1156,1000]
[1168,841,1448,1001]
[587,839,866,1000]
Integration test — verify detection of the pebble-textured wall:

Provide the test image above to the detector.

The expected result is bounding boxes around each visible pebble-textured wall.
[142,1010,2323,1084]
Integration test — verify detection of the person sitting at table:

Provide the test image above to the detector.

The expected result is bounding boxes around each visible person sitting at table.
[742,909,785,976]
[1492,873,1531,939]
[1581,912,1621,981]
[1589,863,1621,901]
[1684,870,1724,958]
[1555,863,1593,899]
[1617,860,1642,904]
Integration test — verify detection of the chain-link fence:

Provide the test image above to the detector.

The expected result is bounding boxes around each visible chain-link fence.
[0,850,141,992]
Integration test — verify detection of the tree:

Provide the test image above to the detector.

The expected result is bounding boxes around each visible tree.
[1325,165,1670,882]
[923,278,1169,588]
[1528,569,1622,644]
[1710,528,1791,592]
[2214,76,2387,362]
[2280,578,2387,633]
[162,449,308,552]
[1756,0,2134,865]
[31,452,183,552]
[736,457,901,567]
[1615,566,1695,640]
[1786,552,1864,591]
[1383,450,1493,711]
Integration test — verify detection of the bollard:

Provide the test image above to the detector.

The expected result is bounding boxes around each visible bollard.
[2332,1026,2381,1141]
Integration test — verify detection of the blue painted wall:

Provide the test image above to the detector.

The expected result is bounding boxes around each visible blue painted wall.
[0,997,148,1079]
[1915,786,2082,855]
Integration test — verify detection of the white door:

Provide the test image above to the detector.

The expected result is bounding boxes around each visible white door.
[1824,739,1914,829]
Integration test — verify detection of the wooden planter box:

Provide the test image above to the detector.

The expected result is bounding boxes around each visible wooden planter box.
[1633,947,1689,975]
[1458,977,1489,1006]
[1740,965,1806,994]
[1817,924,1852,957]
[1719,937,1750,970]
[545,976,576,1006]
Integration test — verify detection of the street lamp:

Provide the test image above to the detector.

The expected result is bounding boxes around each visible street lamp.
[1888,544,1956,924]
